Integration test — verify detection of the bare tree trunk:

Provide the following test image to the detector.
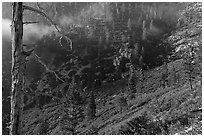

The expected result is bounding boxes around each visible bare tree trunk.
[10,2,25,135]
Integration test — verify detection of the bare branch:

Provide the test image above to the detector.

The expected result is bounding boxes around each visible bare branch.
[33,53,65,83]
[23,21,39,25]
[23,5,72,49]
[27,86,61,101]
[36,90,61,101]
[36,2,45,11]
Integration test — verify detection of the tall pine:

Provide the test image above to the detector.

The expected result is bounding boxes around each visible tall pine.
[66,81,84,134]
[86,91,96,120]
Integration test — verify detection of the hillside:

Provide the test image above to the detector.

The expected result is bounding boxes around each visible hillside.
[77,60,202,135]
[21,59,202,135]
[2,2,201,135]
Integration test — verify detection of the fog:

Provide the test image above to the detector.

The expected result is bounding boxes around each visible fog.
[2,18,57,44]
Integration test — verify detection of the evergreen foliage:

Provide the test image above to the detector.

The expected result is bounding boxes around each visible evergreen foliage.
[118,115,168,135]
[2,2,201,135]
[86,91,96,120]
[38,80,85,135]
[63,80,85,134]
[171,66,180,88]
[39,116,49,135]
[167,2,201,90]
[69,90,85,130]
[128,65,138,93]
[161,61,168,88]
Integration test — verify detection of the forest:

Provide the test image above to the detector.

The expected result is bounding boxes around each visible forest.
[2,2,202,135]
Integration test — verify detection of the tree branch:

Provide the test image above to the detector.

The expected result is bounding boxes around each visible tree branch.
[27,86,62,101]
[23,21,39,25]
[33,53,65,83]
[36,2,45,11]
[36,91,61,101]
[23,5,72,50]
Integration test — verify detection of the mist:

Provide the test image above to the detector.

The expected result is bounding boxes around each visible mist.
[2,18,57,44]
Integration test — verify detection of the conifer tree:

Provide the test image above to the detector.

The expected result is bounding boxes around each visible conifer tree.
[161,44,168,88]
[86,91,96,120]
[183,46,195,90]
[66,81,84,134]
[39,115,49,135]
[161,60,168,88]
[69,89,84,124]
[116,93,128,113]
[171,66,180,88]
[128,65,137,94]
[139,55,144,89]
[53,81,85,135]
[140,20,146,91]
[167,3,201,90]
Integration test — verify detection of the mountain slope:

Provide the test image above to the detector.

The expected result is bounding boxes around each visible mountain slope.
[76,59,201,135]
[21,58,202,135]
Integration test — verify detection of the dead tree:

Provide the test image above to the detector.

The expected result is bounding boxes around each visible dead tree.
[10,2,72,135]
[10,2,25,135]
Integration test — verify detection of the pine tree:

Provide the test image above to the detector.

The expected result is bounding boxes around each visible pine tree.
[139,55,144,92]
[140,20,145,91]
[171,66,180,88]
[44,80,85,135]
[69,90,84,125]
[127,18,132,30]
[116,93,128,113]
[161,43,168,89]
[58,101,74,135]
[183,46,195,90]
[64,81,85,134]
[128,65,137,94]
[39,115,49,135]
[142,20,147,40]
[167,3,201,90]
[161,60,168,88]
[86,91,96,120]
